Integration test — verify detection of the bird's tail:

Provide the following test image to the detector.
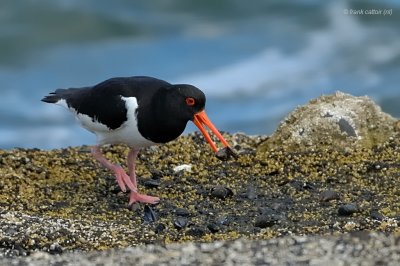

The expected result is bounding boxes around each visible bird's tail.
[42,87,90,105]
[41,89,68,104]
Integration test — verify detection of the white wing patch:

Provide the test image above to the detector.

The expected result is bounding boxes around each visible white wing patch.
[96,96,155,147]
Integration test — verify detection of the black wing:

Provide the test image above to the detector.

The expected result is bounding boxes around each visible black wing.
[42,76,171,130]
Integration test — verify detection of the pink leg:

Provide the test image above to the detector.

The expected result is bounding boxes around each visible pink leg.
[127,148,160,205]
[127,148,140,188]
[91,146,136,193]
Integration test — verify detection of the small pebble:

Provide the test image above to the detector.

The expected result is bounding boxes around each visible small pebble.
[49,243,63,254]
[154,223,166,234]
[338,203,359,216]
[143,179,160,189]
[186,226,206,237]
[207,223,220,233]
[289,180,315,191]
[370,210,385,221]
[215,147,239,161]
[254,214,279,228]
[174,208,190,217]
[173,164,192,173]
[244,185,257,200]
[143,205,157,223]
[319,190,340,202]
[150,169,163,179]
[210,185,234,199]
[174,217,188,230]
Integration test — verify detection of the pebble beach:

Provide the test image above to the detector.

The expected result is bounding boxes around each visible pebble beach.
[0,93,399,265]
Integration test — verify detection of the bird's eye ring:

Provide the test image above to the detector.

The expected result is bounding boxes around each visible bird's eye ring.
[186,97,196,106]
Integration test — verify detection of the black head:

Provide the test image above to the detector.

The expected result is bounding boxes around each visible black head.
[165,84,231,153]
[137,84,206,143]
[164,84,206,122]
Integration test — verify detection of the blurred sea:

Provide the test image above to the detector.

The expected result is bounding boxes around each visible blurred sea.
[1,0,399,149]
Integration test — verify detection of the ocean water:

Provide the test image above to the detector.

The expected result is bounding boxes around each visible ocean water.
[1,0,399,149]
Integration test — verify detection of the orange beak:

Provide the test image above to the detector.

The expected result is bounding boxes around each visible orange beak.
[193,110,230,152]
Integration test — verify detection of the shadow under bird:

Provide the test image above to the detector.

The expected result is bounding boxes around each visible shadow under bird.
[42,76,231,205]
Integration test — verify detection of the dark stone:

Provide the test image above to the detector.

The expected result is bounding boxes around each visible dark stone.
[174,208,190,217]
[210,186,234,199]
[254,214,279,228]
[207,223,220,233]
[244,185,257,200]
[337,118,357,137]
[128,203,141,212]
[174,217,188,230]
[48,243,63,255]
[154,223,166,234]
[289,180,315,191]
[143,179,160,189]
[186,226,206,237]
[216,216,232,226]
[338,203,359,216]
[303,182,316,190]
[319,190,340,202]
[370,210,385,221]
[237,147,256,156]
[150,169,163,179]
[215,147,239,161]
[143,205,157,223]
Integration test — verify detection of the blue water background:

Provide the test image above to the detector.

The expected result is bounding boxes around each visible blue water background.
[1,0,399,149]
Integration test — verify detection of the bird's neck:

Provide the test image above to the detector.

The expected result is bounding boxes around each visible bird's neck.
[137,92,187,144]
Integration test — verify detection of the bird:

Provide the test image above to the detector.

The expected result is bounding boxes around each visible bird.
[42,76,231,205]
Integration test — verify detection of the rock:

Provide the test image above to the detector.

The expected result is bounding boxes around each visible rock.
[1,131,400,258]
[258,91,399,152]
[174,217,188,230]
[207,223,220,233]
[173,164,192,173]
[215,147,239,161]
[154,223,166,234]
[370,210,385,221]
[143,206,157,223]
[143,179,161,188]
[319,190,340,202]
[210,186,234,199]
[254,214,279,228]
[186,226,206,237]
[174,208,190,217]
[338,203,359,216]
[1,233,400,266]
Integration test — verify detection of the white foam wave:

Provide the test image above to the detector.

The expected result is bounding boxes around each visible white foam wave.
[177,2,400,99]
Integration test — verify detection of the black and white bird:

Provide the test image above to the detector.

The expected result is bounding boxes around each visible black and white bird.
[42,76,230,205]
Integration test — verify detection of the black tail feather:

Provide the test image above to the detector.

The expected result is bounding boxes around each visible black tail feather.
[41,89,69,103]
[41,93,60,103]
[42,86,91,107]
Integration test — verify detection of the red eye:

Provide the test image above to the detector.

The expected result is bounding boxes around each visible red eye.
[186,97,196,106]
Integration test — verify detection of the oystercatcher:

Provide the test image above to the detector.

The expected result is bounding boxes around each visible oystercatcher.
[42,76,231,205]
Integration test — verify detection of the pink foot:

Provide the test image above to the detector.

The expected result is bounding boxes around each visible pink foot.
[111,165,137,193]
[91,146,136,193]
[129,191,160,205]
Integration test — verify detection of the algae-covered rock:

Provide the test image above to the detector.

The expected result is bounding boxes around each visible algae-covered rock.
[1,131,400,258]
[1,98,400,259]
[258,91,399,153]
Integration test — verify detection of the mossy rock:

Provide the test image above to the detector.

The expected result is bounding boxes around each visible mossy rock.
[258,91,399,153]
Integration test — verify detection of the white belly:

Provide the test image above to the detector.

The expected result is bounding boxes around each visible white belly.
[58,96,157,148]
[95,119,156,147]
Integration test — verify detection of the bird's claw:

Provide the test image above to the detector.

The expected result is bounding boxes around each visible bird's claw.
[129,192,160,205]
[113,165,137,193]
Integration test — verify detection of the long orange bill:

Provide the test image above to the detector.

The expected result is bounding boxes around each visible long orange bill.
[193,110,230,152]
